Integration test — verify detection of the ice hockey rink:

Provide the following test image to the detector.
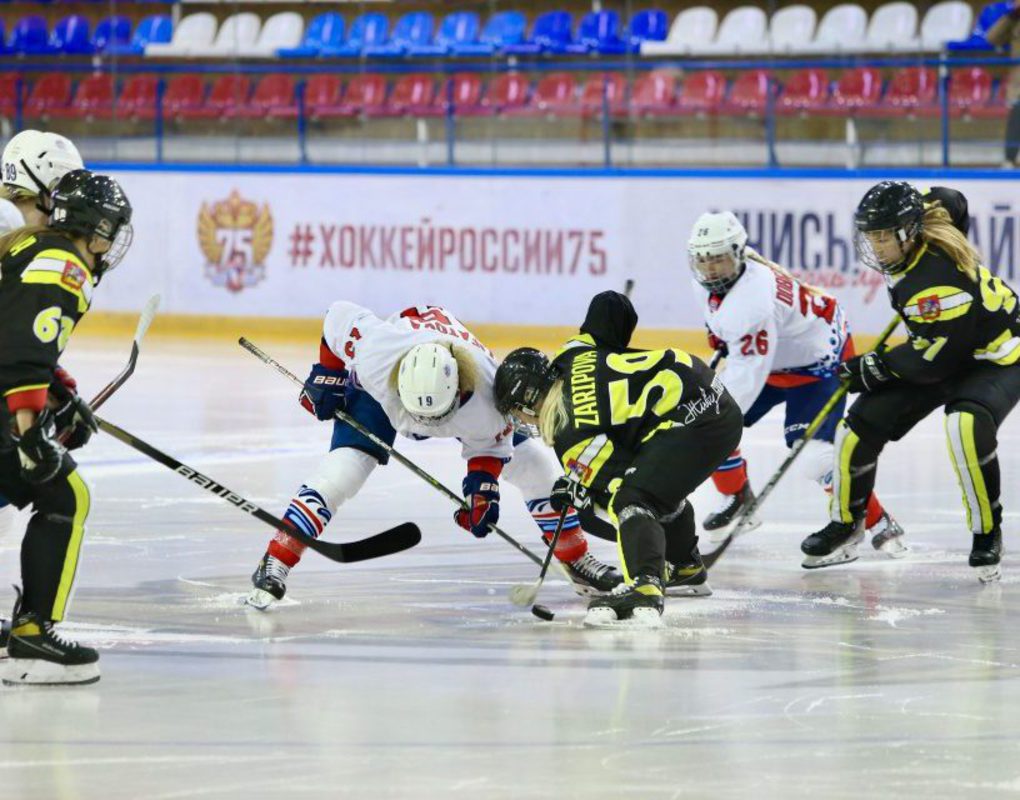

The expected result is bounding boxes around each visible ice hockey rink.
[2,335,1019,800]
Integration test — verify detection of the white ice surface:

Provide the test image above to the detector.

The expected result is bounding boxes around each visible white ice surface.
[1,338,1019,800]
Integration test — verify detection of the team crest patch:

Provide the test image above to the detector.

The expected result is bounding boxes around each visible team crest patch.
[918,295,941,320]
[61,260,87,291]
[566,459,592,484]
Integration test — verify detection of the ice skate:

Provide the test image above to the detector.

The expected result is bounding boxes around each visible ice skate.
[558,552,623,597]
[584,575,664,628]
[868,511,908,558]
[0,617,9,661]
[664,552,712,597]
[246,553,290,610]
[2,592,99,687]
[970,529,1002,584]
[703,484,760,543]
[801,520,865,569]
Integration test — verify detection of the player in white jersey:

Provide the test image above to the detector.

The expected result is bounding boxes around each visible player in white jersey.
[246,301,623,609]
[1,130,84,231]
[688,212,905,556]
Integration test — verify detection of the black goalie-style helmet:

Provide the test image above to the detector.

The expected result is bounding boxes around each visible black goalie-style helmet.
[493,348,558,417]
[853,181,924,275]
[49,169,133,276]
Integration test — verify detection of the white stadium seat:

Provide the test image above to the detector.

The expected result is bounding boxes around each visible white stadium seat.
[796,4,868,54]
[851,1,918,52]
[641,7,718,56]
[897,0,974,52]
[743,4,817,55]
[236,11,303,57]
[187,12,261,57]
[688,6,767,55]
[144,12,216,57]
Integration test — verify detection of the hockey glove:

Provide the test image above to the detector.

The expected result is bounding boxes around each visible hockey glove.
[454,470,500,538]
[838,352,893,393]
[16,409,66,484]
[706,328,728,358]
[299,363,349,421]
[549,472,591,514]
[50,373,98,451]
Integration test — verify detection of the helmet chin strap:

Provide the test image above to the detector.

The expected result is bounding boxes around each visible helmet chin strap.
[19,158,50,203]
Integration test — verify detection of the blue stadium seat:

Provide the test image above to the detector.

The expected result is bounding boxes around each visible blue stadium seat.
[947,1,1010,51]
[277,11,343,58]
[627,9,669,52]
[7,16,47,54]
[92,15,131,53]
[408,11,479,56]
[451,10,526,55]
[564,10,623,54]
[320,12,387,57]
[48,15,91,54]
[504,11,574,55]
[364,11,433,57]
[106,14,171,56]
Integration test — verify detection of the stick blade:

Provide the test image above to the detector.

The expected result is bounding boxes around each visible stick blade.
[135,294,161,345]
[508,583,539,607]
[701,533,733,570]
[305,522,422,564]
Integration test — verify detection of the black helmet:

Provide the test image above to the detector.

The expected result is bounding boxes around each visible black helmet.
[493,348,558,417]
[853,181,923,275]
[49,169,133,275]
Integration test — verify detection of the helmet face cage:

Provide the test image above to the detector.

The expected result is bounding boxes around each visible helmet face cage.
[853,181,924,275]
[49,171,133,275]
[95,222,133,274]
[689,248,743,294]
[408,398,458,427]
[493,348,556,419]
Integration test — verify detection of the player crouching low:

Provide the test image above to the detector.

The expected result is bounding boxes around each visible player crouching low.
[495,291,743,628]
[247,301,622,611]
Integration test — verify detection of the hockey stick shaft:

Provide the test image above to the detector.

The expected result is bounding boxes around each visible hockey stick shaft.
[89,294,161,411]
[510,506,569,605]
[239,337,545,567]
[703,315,901,569]
[95,415,421,564]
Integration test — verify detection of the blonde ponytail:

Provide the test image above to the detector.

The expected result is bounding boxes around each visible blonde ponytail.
[745,246,826,296]
[538,379,568,446]
[921,204,981,282]
[0,225,48,261]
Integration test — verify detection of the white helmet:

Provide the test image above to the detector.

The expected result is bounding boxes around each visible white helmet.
[2,130,84,200]
[688,211,748,294]
[398,342,460,426]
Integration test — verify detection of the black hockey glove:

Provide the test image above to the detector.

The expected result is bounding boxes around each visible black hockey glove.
[16,409,66,484]
[838,351,893,393]
[549,472,591,514]
[51,379,98,451]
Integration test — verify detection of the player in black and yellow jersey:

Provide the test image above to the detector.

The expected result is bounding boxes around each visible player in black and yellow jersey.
[494,291,743,627]
[802,181,1020,582]
[0,169,133,685]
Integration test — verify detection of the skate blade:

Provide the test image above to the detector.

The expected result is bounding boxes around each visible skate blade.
[665,583,712,598]
[975,564,1002,584]
[0,647,7,661]
[802,546,860,570]
[583,606,663,629]
[245,588,278,611]
[2,659,100,687]
[707,516,761,544]
[874,536,909,559]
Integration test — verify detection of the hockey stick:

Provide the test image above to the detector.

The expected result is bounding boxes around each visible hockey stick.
[509,506,569,607]
[702,315,901,570]
[239,337,545,567]
[89,294,161,411]
[95,415,421,565]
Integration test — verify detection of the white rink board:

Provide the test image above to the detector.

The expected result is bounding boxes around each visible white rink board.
[98,170,1020,335]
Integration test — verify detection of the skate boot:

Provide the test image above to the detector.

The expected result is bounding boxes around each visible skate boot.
[558,552,624,597]
[801,519,865,569]
[869,511,908,558]
[970,529,1002,584]
[584,574,664,628]
[0,617,9,661]
[664,551,712,597]
[3,591,99,686]
[246,553,290,610]
[702,483,760,543]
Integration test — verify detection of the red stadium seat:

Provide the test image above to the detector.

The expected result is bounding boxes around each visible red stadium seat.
[419,73,484,117]
[117,75,160,120]
[0,73,25,118]
[162,75,207,119]
[574,72,627,117]
[52,74,114,119]
[299,75,343,120]
[478,73,530,115]
[970,79,1007,120]
[369,73,434,117]
[861,67,936,117]
[24,74,72,119]
[510,72,577,116]
[178,74,251,120]
[326,74,388,118]
[948,66,993,117]
[235,74,296,119]
[629,70,677,116]
[675,71,726,114]
[721,69,772,115]
[827,67,883,115]
[777,68,829,115]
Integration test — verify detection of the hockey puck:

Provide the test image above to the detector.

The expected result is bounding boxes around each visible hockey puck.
[531,604,555,621]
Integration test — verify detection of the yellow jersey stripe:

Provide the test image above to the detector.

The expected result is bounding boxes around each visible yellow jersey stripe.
[51,470,91,622]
